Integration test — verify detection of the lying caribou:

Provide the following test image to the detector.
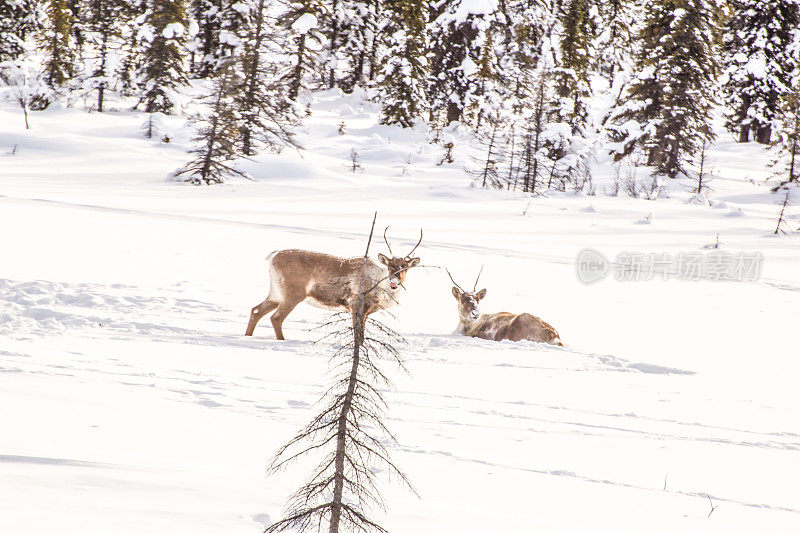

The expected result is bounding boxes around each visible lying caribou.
[245,228,422,340]
[448,268,563,346]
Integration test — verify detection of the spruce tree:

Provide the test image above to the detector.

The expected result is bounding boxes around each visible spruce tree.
[83,0,127,111]
[174,60,247,184]
[66,0,86,55]
[428,0,495,126]
[594,0,636,86]
[503,0,549,112]
[770,91,800,189]
[279,0,325,100]
[43,0,77,89]
[607,0,719,179]
[236,0,301,155]
[378,0,427,127]
[138,0,189,114]
[0,0,38,63]
[721,0,800,144]
[556,0,592,130]
[117,0,146,96]
[192,0,248,77]
[335,0,381,92]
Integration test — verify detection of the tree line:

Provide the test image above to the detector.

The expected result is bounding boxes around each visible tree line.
[1,0,798,188]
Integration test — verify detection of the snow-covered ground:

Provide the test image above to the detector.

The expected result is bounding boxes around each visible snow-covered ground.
[1,90,799,532]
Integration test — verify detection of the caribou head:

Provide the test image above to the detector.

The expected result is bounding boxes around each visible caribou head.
[378,227,422,290]
[447,266,486,324]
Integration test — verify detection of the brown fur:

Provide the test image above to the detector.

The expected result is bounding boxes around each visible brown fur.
[246,249,419,340]
[452,287,563,346]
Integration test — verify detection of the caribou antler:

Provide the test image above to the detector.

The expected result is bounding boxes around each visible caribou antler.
[405,229,423,259]
[446,267,466,293]
[473,265,484,291]
[383,226,395,257]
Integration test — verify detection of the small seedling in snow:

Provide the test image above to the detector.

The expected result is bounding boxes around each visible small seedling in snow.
[624,164,639,198]
[521,199,533,217]
[707,494,717,518]
[142,113,167,139]
[702,233,721,249]
[642,174,663,200]
[690,139,714,195]
[774,189,792,235]
[438,141,455,165]
[349,148,364,173]
[606,163,622,197]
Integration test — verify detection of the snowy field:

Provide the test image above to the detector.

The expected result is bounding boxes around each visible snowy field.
[1,90,799,532]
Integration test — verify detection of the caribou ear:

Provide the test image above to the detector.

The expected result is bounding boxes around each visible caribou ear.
[408,257,421,268]
[476,288,487,300]
[452,286,462,299]
[378,253,390,265]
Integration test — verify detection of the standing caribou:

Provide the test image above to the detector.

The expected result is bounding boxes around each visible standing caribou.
[245,228,422,340]
[448,268,563,346]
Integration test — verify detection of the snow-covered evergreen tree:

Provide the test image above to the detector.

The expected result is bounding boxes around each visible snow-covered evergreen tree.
[555,0,592,130]
[770,90,800,189]
[67,0,86,55]
[428,0,499,127]
[117,0,146,96]
[503,0,549,111]
[0,57,50,127]
[0,0,38,63]
[594,0,636,86]
[378,0,427,127]
[279,0,325,100]
[607,0,719,179]
[722,0,800,144]
[236,0,301,155]
[174,59,247,184]
[42,0,77,89]
[334,0,381,92]
[137,0,189,114]
[81,0,127,111]
[191,0,248,77]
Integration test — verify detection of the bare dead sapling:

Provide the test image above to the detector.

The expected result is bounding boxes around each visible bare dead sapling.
[265,215,415,533]
[468,121,505,189]
[606,163,622,196]
[774,189,792,235]
[348,148,365,173]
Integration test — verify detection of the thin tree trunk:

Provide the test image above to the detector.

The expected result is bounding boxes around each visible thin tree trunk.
[289,35,307,100]
[241,0,266,155]
[97,30,108,112]
[775,191,789,235]
[756,123,772,145]
[328,339,359,533]
[696,140,706,193]
[329,0,339,89]
[329,214,376,533]
[22,100,29,129]
[481,126,497,188]
[738,124,749,143]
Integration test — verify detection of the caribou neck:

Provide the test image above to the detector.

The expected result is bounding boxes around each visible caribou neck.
[457,315,479,335]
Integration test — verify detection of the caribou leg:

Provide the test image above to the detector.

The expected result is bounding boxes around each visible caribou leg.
[246,298,280,336]
[270,297,303,340]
